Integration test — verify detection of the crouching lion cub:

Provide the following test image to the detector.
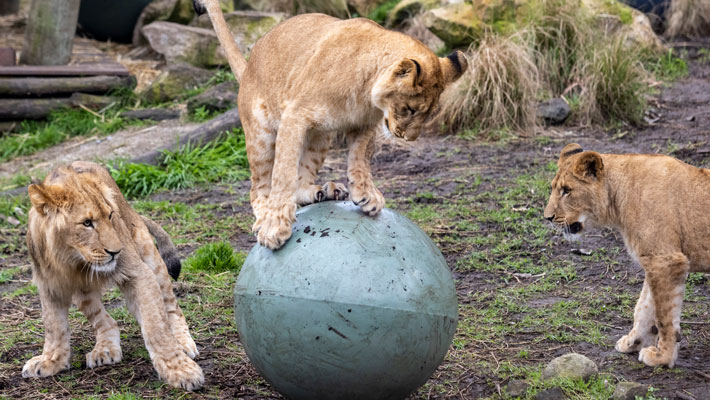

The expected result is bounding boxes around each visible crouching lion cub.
[195,0,467,249]
[544,143,710,368]
[23,161,203,390]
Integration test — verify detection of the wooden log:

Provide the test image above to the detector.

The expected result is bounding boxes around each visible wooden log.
[20,0,82,65]
[0,93,116,119]
[0,64,130,77]
[131,108,241,165]
[0,75,136,96]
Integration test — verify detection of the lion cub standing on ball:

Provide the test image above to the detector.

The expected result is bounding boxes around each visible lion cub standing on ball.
[23,161,203,390]
[195,0,467,249]
[544,143,710,368]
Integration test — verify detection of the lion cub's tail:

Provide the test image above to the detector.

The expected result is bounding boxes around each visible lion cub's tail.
[193,0,248,81]
[141,216,182,281]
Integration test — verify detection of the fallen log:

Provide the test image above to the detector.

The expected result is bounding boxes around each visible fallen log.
[0,75,135,96]
[0,92,116,119]
[131,108,241,165]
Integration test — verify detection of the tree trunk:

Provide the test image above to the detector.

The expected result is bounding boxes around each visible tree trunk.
[20,0,81,65]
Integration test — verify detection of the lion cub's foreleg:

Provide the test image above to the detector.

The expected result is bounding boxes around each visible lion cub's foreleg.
[73,290,122,368]
[295,130,348,206]
[22,287,71,378]
[615,279,658,353]
[347,128,385,216]
[121,259,203,391]
[252,113,307,249]
[635,253,688,368]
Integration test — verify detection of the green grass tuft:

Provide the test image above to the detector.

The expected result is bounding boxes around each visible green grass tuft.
[367,0,399,24]
[109,128,249,198]
[185,241,245,273]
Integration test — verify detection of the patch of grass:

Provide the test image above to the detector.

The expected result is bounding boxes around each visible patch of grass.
[665,0,710,39]
[189,105,220,123]
[367,0,399,24]
[110,128,249,198]
[0,195,29,227]
[185,242,245,273]
[646,49,688,81]
[0,266,25,284]
[0,107,147,163]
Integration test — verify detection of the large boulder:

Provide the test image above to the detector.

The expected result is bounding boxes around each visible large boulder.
[191,11,286,56]
[401,17,447,54]
[421,3,485,48]
[581,0,665,52]
[142,21,225,67]
[542,353,598,381]
[139,63,213,103]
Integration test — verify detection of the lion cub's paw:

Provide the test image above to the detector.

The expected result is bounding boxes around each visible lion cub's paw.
[322,182,349,201]
[350,185,385,216]
[638,345,678,368]
[254,204,296,250]
[154,352,204,391]
[22,354,70,378]
[615,331,656,354]
[86,341,122,368]
[296,182,348,205]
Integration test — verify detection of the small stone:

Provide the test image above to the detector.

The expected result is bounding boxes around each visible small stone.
[187,81,238,114]
[543,353,598,381]
[538,98,571,125]
[535,387,566,400]
[506,379,530,397]
[613,382,649,400]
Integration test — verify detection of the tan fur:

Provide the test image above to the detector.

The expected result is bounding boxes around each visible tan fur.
[544,143,710,368]
[198,0,467,249]
[23,161,203,391]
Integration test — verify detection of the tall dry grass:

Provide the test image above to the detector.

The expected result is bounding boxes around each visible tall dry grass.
[437,34,540,135]
[665,0,710,38]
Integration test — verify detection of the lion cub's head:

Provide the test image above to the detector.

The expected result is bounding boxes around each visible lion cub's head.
[544,143,607,239]
[28,164,123,276]
[373,50,468,141]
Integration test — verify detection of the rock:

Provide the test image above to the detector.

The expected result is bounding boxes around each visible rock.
[191,11,286,57]
[142,21,223,67]
[349,0,390,18]
[581,0,665,52]
[387,0,440,27]
[187,81,238,114]
[133,0,235,45]
[401,16,447,54]
[421,3,485,48]
[613,382,649,400]
[120,108,181,121]
[535,387,566,400]
[139,63,213,103]
[506,379,530,398]
[542,353,598,381]
[537,98,571,125]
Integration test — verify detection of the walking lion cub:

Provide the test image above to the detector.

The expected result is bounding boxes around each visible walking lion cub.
[544,144,710,368]
[23,161,203,390]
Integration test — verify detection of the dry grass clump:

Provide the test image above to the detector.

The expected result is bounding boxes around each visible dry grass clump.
[577,37,648,125]
[665,0,710,38]
[437,34,540,135]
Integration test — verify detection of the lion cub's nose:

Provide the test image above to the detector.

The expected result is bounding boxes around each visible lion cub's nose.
[544,215,554,222]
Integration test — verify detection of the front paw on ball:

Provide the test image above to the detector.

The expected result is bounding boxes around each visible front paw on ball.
[351,187,385,216]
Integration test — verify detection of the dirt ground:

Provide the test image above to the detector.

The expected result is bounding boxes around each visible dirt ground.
[2,46,710,400]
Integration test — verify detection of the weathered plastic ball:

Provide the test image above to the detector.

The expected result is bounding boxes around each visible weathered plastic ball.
[234,201,458,400]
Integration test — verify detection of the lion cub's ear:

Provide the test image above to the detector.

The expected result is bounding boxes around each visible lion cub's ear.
[28,184,64,215]
[439,51,468,84]
[392,58,422,90]
[558,143,584,166]
[572,151,604,180]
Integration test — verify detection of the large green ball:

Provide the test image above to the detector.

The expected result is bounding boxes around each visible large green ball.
[234,201,457,400]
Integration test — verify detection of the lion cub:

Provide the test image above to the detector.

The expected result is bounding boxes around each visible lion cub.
[23,161,203,390]
[544,143,710,368]
[195,0,467,249]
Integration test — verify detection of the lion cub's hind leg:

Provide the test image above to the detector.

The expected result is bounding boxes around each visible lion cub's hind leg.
[637,253,688,368]
[74,290,122,368]
[616,279,658,354]
[295,130,348,206]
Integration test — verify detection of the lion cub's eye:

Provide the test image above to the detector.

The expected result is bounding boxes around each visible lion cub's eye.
[562,186,571,195]
[83,219,93,228]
